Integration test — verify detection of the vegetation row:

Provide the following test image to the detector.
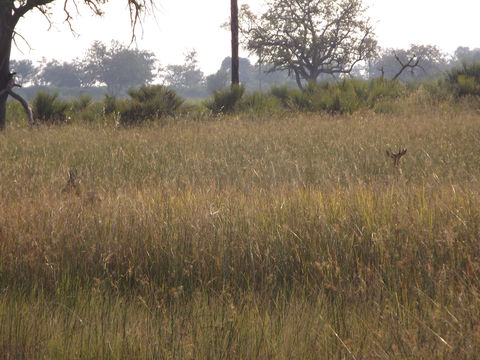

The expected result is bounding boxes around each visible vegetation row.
[6,61,480,128]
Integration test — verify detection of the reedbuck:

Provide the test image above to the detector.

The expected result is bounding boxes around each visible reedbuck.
[62,169,82,195]
[386,148,407,176]
[62,169,101,203]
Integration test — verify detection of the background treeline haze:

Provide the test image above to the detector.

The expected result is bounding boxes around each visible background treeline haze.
[11,41,480,100]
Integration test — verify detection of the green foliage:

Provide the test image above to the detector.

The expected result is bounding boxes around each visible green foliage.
[269,85,301,107]
[205,84,245,114]
[447,61,480,97]
[5,101,28,127]
[270,79,405,114]
[71,93,92,112]
[119,85,184,125]
[103,93,117,115]
[39,60,83,88]
[237,91,283,114]
[82,41,157,96]
[240,0,376,84]
[32,91,69,124]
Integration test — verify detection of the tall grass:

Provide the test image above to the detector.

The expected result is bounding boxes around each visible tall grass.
[1,104,480,358]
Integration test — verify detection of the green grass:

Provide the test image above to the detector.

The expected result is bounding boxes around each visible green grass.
[1,101,480,358]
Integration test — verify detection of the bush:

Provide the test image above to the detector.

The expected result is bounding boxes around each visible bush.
[32,91,69,124]
[238,91,282,114]
[119,85,184,125]
[283,81,363,114]
[269,85,300,107]
[103,94,117,115]
[447,61,480,97]
[71,93,92,112]
[270,79,408,114]
[205,84,245,114]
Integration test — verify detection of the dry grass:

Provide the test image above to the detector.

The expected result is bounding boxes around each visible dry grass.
[1,104,480,358]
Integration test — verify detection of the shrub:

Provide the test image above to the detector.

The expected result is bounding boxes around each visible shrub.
[269,85,300,107]
[367,78,405,104]
[32,91,69,124]
[119,85,184,125]
[71,93,92,112]
[283,81,363,114]
[238,91,282,114]
[447,61,480,97]
[103,94,117,115]
[205,84,245,114]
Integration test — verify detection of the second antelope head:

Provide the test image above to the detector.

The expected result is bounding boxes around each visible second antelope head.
[62,169,82,195]
[386,148,407,174]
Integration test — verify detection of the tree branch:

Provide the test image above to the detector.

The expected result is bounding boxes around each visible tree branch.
[392,53,423,81]
[0,73,34,127]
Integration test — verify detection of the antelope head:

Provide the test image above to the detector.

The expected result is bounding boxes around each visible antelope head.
[386,148,407,174]
[62,169,82,195]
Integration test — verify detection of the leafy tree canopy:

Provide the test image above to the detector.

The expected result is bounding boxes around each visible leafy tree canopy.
[82,41,157,95]
[367,45,449,81]
[240,0,376,89]
[162,50,206,98]
[9,59,37,85]
[38,60,83,88]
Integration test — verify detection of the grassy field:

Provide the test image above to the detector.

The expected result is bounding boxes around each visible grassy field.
[1,97,480,358]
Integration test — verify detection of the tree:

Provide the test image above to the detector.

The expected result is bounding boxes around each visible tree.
[220,56,255,85]
[0,0,154,129]
[210,56,295,92]
[240,0,376,89]
[39,60,83,87]
[231,0,239,85]
[367,45,448,81]
[206,70,229,93]
[452,47,480,67]
[9,59,37,86]
[163,50,205,98]
[82,41,157,95]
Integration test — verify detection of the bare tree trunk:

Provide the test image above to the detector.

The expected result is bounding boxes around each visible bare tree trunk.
[0,23,12,130]
[0,11,34,129]
[0,7,15,130]
[231,0,239,86]
[294,70,303,90]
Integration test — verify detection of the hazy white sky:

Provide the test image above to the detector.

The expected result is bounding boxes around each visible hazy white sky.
[10,0,480,75]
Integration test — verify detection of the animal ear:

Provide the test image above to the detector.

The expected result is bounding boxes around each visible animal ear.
[386,150,391,157]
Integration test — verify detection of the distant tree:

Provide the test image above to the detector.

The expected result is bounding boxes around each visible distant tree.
[217,56,295,91]
[39,60,83,88]
[453,47,480,66]
[240,0,376,89]
[368,45,448,81]
[163,50,206,98]
[0,0,155,129]
[220,56,255,85]
[206,70,229,93]
[9,59,37,86]
[82,41,157,95]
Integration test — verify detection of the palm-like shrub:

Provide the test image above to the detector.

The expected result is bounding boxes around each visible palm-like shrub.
[32,91,69,124]
[447,61,480,97]
[120,85,184,125]
[205,84,245,114]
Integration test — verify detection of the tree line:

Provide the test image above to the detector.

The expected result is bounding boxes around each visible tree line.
[11,42,480,100]
[10,42,297,99]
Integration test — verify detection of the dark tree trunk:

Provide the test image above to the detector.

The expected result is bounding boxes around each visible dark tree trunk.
[230,0,239,86]
[0,9,14,130]
[294,70,303,90]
